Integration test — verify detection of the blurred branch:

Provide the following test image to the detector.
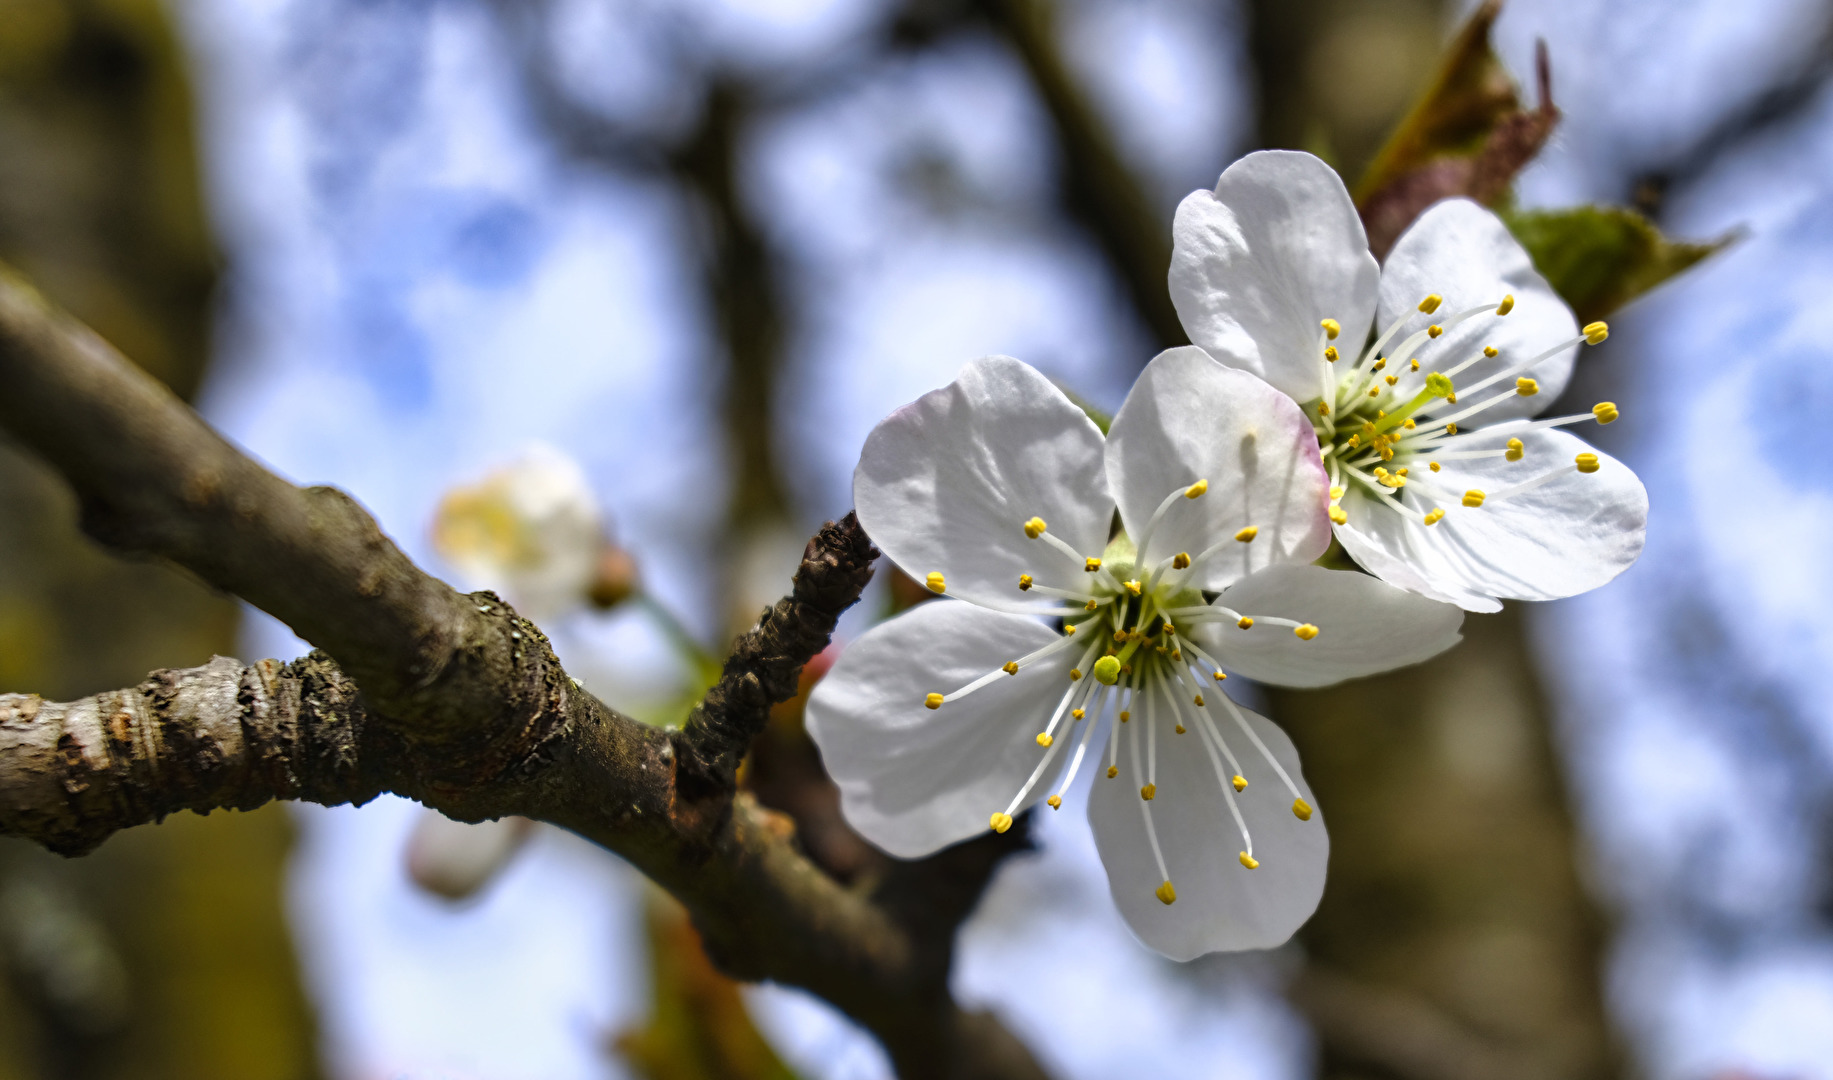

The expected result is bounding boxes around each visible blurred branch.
[0,266,1049,1080]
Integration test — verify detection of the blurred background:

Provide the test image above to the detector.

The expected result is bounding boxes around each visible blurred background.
[1,0,1830,1077]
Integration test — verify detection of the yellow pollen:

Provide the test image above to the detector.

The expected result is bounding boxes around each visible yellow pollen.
[1235,525,1258,542]
[1036,732,1053,747]
[1171,552,1191,569]
[1085,599,1098,611]
[1320,318,1341,339]
[1428,461,1441,472]
[1232,774,1247,791]
[1329,485,1345,499]
[1419,293,1443,314]
[1064,624,1078,636]
[1381,447,1395,460]
[1072,708,1086,720]
[1140,784,1157,801]
[1483,345,1499,358]
[1368,387,1381,398]
[1409,359,1420,371]
[1017,573,1033,591]
[1324,346,1338,362]
[1185,479,1208,499]
[1237,616,1254,630]
[1446,423,1459,434]
[1174,723,1186,735]
[1193,693,1205,706]
[1107,766,1118,778]
[1155,880,1177,905]
[1447,393,1457,403]
[1118,711,1130,723]
[1385,374,1399,386]
[1423,508,1445,525]
[1506,437,1525,462]
[1594,401,1619,424]
[1397,467,1409,476]
[990,812,1013,833]
[1318,401,1332,416]
[1496,294,1516,316]
[1292,798,1314,821]
[1023,516,1048,539]
[1213,670,1227,681]
[1373,358,1387,371]
[1170,649,1183,661]
[1003,661,1019,675]
[1085,557,1102,572]
[1239,852,1260,869]
[1161,624,1175,636]
[1427,324,1443,338]
[1069,668,1083,681]
[1584,320,1610,344]
[1124,579,1142,596]
[1517,377,1539,396]
[1345,434,1361,447]
[925,693,943,710]
[1294,623,1320,640]
[1403,418,1416,429]
[1576,453,1601,473]
[1329,505,1347,524]
[1463,489,1486,508]
[926,572,946,593]
[1093,656,1122,685]
[1046,795,1062,809]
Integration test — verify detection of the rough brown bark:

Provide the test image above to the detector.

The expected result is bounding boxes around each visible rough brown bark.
[0,266,1048,1080]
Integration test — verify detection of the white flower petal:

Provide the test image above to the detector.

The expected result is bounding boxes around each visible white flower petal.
[1378,199,1580,424]
[806,599,1078,859]
[1192,564,1464,688]
[1335,429,1648,611]
[854,356,1112,609]
[1106,346,1332,589]
[1087,702,1327,959]
[1169,150,1380,404]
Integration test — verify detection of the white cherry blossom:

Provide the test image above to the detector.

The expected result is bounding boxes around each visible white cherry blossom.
[806,352,1464,959]
[431,443,605,620]
[1170,150,1649,612]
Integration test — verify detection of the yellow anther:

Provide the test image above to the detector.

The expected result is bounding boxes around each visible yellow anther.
[1069,668,1083,681]
[1373,358,1387,371]
[1292,798,1314,821]
[926,571,946,593]
[1237,616,1254,630]
[1368,387,1381,398]
[1036,732,1053,747]
[1213,669,1227,681]
[1084,599,1098,611]
[1496,294,1515,316]
[1320,318,1341,339]
[1107,766,1118,778]
[1462,489,1486,508]
[1427,324,1443,338]
[1124,579,1142,596]
[1113,629,1128,642]
[1294,623,1320,640]
[1071,708,1086,721]
[1232,774,1248,792]
[1345,434,1361,447]
[1593,401,1619,424]
[1140,784,1157,801]
[1084,557,1102,572]
[1576,453,1601,473]
[1403,418,1417,430]
[1419,293,1443,314]
[1483,345,1499,358]
[1046,795,1062,810]
[1397,468,1409,477]
[1317,401,1331,416]
[1506,437,1525,462]
[925,693,944,710]
[1161,624,1175,636]
[1023,516,1048,539]
[990,812,1013,833]
[1428,461,1440,472]
[1423,508,1445,525]
[1583,320,1609,344]
[1239,852,1260,870]
[1235,525,1258,543]
[1409,358,1420,371]
[1118,710,1130,723]
[1193,693,1205,706]
[1385,374,1399,386]
[1324,346,1339,362]
[1093,655,1122,685]
[1171,552,1191,570]
[1003,661,1019,675]
[1064,623,1078,636]
[1155,880,1177,905]
[1017,573,1033,591]
[1174,723,1186,734]
[1381,446,1395,460]
[1516,377,1539,396]
[1170,649,1183,661]
[1329,505,1347,524]
[1445,423,1458,435]
[1329,485,1345,499]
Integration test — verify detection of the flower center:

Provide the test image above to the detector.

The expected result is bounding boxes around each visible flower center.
[922,481,1319,906]
[1307,293,1617,528]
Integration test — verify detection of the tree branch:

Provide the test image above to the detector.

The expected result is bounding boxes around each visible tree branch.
[0,264,1048,1080]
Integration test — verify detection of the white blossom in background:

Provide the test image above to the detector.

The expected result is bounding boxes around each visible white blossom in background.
[431,443,606,621]
[1170,150,1649,612]
[806,353,1463,960]
[405,813,538,901]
